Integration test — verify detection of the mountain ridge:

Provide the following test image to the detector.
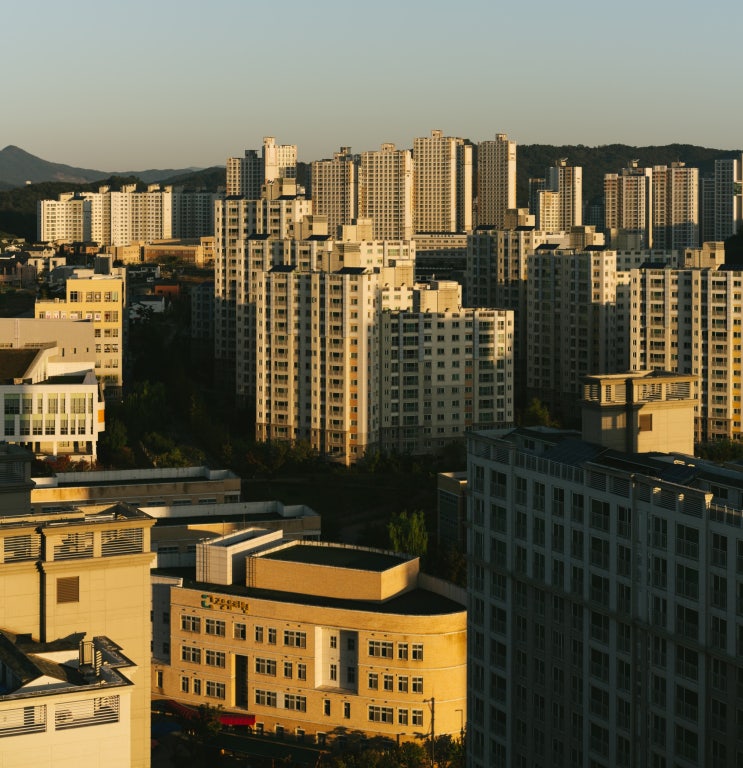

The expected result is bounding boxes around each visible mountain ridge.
[0,145,207,188]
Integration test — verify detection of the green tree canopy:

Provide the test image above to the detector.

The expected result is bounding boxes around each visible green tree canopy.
[388,509,428,559]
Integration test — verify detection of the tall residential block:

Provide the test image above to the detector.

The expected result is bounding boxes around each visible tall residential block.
[477,134,516,228]
[413,130,473,234]
[651,162,699,250]
[534,160,583,231]
[359,143,414,241]
[604,161,653,248]
[226,136,297,198]
[525,245,619,421]
[712,154,743,241]
[466,379,743,768]
[311,147,359,236]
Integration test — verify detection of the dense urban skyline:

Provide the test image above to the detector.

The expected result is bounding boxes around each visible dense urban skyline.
[5,0,742,170]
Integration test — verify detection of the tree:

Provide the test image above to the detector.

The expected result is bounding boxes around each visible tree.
[388,509,428,559]
[522,397,556,427]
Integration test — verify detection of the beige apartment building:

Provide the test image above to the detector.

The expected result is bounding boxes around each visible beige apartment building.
[477,133,516,229]
[152,535,466,747]
[413,130,473,234]
[0,444,154,768]
[311,147,358,236]
[35,268,126,395]
[226,137,297,198]
[359,143,414,241]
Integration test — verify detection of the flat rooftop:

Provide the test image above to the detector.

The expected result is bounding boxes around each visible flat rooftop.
[156,568,464,616]
[260,543,408,572]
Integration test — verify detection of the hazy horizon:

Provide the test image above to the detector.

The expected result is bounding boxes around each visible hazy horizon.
[5,0,742,170]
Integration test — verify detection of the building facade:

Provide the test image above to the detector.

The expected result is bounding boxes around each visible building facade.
[477,134,517,229]
[152,536,467,747]
[466,393,743,768]
[359,143,414,241]
[311,147,359,236]
[413,130,473,234]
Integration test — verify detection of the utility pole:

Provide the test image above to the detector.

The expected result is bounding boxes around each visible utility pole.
[424,697,435,767]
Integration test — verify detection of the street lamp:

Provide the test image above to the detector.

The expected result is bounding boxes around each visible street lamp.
[455,708,464,741]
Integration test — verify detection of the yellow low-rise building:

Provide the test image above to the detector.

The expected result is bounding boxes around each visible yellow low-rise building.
[153,534,466,746]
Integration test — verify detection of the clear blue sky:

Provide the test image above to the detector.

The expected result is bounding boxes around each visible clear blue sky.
[4,0,741,171]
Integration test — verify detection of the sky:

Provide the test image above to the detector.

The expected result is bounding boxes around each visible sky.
[3,0,742,171]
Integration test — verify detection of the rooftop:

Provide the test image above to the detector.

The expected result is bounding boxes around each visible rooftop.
[260,542,408,572]
[0,348,38,382]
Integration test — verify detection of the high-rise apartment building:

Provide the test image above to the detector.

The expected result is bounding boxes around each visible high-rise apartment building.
[604,161,653,248]
[712,154,743,241]
[525,245,619,421]
[359,143,414,241]
[413,130,473,234]
[38,185,217,246]
[466,375,743,768]
[477,134,516,228]
[626,259,743,442]
[651,162,699,250]
[311,147,359,236]
[380,298,514,455]
[549,159,583,228]
[226,136,297,198]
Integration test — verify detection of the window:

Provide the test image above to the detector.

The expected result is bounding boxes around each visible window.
[383,674,393,691]
[182,615,200,633]
[255,626,264,642]
[234,623,246,640]
[255,690,277,707]
[412,677,423,693]
[284,630,307,648]
[255,658,277,676]
[347,667,356,684]
[343,702,351,719]
[205,650,226,668]
[412,644,424,661]
[284,695,307,711]
[398,643,409,660]
[323,700,331,716]
[284,662,293,678]
[57,576,79,604]
[330,664,337,682]
[412,709,424,727]
[180,676,190,693]
[193,679,201,695]
[205,619,225,637]
[268,628,277,644]
[297,663,307,680]
[330,635,338,649]
[368,706,394,723]
[369,640,393,658]
[181,646,201,663]
[368,673,378,690]
[347,637,356,651]
[398,708,409,725]
[398,675,409,692]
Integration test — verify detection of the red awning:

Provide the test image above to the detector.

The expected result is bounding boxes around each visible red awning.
[219,713,256,727]
[164,700,255,726]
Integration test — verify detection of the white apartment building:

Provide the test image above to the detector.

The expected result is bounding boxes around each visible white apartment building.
[359,143,414,241]
[380,300,514,455]
[413,130,473,234]
[713,154,743,241]
[604,161,654,249]
[38,185,216,247]
[525,245,619,421]
[0,344,104,458]
[627,264,743,443]
[651,163,699,250]
[226,137,297,198]
[477,134,516,229]
[534,160,582,231]
[35,268,126,394]
[466,376,743,768]
[310,147,358,236]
